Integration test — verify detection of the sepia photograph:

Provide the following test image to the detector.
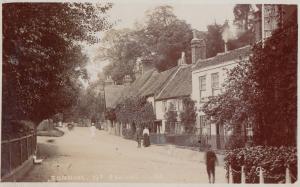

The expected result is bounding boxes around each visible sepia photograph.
[1,0,298,184]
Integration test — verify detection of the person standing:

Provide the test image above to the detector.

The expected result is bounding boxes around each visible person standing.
[136,127,142,148]
[204,145,218,183]
[90,123,96,138]
[142,126,150,147]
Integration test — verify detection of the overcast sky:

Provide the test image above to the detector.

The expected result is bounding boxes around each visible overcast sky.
[84,1,235,82]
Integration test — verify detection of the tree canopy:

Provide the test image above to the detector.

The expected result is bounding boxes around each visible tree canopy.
[3,3,112,125]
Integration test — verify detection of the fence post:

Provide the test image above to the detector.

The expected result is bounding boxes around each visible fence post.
[241,166,246,183]
[20,139,23,164]
[8,142,12,174]
[228,165,233,183]
[285,166,291,183]
[259,167,264,184]
[26,136,29,159]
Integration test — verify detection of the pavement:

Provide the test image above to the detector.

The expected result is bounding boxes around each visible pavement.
[20,127,227,183]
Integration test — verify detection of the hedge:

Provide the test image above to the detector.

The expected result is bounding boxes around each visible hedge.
[224,146,297,183]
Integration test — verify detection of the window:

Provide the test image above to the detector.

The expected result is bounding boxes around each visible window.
[169,101,176,111]
[199,115,208,135]
[199,76,206,102]
[211,73,220,96]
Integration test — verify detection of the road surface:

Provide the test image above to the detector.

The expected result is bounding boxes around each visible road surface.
[20,127,226,183]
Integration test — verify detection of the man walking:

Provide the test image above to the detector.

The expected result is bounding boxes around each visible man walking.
[136,127,142,148]
[204,145,218,183]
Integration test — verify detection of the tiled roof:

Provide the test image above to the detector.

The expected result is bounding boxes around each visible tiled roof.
[156,65,192,100]
[139,66,178,97]
[192,45,251,71]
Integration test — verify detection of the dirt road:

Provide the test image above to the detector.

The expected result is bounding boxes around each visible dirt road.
[20,127,226,183]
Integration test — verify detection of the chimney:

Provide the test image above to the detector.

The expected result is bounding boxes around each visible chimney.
[105,75,114,86]
[191,30,206,64]
[178,52,187,66]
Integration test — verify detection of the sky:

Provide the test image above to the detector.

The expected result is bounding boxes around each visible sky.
[84,1,236,83]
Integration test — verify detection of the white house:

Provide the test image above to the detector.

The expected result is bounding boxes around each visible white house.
[191,45,251,149]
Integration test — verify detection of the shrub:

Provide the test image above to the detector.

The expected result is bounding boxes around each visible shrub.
[225,134,246,150]
[224,146,297,183]
[1,120,35,140]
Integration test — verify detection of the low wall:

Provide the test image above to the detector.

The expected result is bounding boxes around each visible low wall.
[150,134,226,150]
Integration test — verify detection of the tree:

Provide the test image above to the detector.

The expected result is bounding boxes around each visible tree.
[2,3,112,125]
[179,97,197,134]
[98,29,144,83]
[233,4,254,31]
[105,108,117,125]
[228,4,256,49]
[140,6,193,71]
[164,103,178,134]
[205,23,225,58]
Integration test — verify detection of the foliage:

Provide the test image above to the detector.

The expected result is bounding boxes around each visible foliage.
[1,120,35,140]
[233,4,255,31]
[205,23,225,58]
[60,78,105,123]
[202,14,297,147]
[179,97,197,133]
[164,102,178,133]
[105,108,117,123]
[224,146,297,183]
[100,5,193,77]
[2,3,112,125]
[115,97,155,126]
[227,4,256,50]
[99,28,143,83]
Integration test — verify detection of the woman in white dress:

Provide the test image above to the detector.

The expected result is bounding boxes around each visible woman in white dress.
[142,127,150,147]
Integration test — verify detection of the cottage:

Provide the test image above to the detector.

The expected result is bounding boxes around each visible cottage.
[155,53,192,134]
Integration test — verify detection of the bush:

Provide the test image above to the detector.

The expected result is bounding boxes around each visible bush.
[37,128,64,137]
[1,120,35,140]
[225,134,246,150]
[224,146,297,183]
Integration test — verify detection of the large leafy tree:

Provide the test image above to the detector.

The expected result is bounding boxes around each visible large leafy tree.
[3,3,112,125]
[140,5,193,71]
[98,29,144,83]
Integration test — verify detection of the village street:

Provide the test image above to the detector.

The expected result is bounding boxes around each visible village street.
[20,127,226,183]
